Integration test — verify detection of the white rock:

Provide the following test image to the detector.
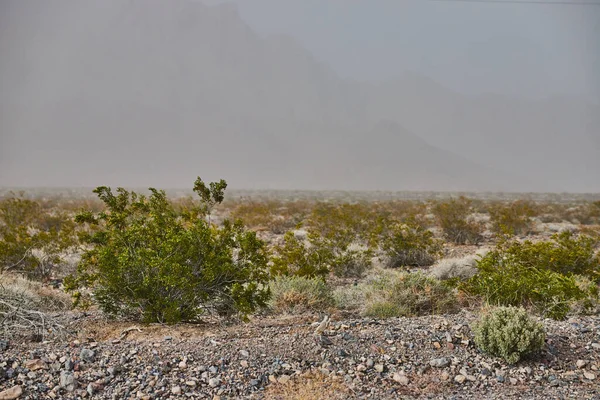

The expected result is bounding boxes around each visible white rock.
[584,372,596,380]
[393,373,409,385]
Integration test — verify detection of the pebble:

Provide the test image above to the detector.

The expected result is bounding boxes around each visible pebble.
[171,385,182,395]
[576,360,588,369]
[454,375,466,383]
[24,359,46,371]
[374,364,384,373]
[59,372,76,392]
[393,372,409,385]
[584,372,596,380]
[209,378,220,387]
[430,358,450,368]
[277,375,291,385]
[80,348,96,363]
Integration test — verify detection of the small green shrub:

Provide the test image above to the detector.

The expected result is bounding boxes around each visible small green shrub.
[269,275,334,314]
[472,306,545,364]
[488,200,537,236]
[270,231,333,278]
[461,232,600,319]
[65,178,271,324]
[271,230,372,279]
[432,197,483,245]
[381,221,442,268]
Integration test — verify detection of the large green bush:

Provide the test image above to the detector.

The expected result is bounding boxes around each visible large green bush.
[473,306,545,364]
[462,232,600,319]
[65,178,270,323]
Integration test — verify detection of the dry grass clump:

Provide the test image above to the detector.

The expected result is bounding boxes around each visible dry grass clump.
[429,254,480,281]
[0,273,71,311]
[269,276,334,314]
[264,371,351,400]
[334,268,458,318]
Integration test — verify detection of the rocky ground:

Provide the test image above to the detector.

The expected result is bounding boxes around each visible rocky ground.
[0,311,599,399]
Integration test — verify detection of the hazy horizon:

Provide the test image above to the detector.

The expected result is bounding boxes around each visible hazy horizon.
[1,0,599,193]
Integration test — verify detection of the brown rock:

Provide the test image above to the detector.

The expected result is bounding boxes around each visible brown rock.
[24,359,47,371]
[0,386,23,400]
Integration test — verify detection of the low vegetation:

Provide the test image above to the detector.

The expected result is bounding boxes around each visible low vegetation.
[472,306,546,364]
[381,220,442,268]
[488,200,537,236]
[461,232,600,319]
[432,197,483,244]
[1,187,599,332]
[269,275,334,314]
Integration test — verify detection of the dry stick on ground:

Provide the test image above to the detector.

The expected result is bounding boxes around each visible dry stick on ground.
[119,326,142,340]
[0,298,66,340]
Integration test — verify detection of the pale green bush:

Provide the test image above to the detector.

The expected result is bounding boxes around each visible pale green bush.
[472,306,545,364]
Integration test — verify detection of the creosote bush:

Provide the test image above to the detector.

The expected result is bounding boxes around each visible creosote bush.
[432,197,483,245]
[270,231,332,278]
[472,306,545,364]
[488,200,537,236]
[461,232,600,319]
[269,275,333,314]
[381,220,442,268]
[0,194,76,280]
[270,229,372,279]
[65,178,271,324]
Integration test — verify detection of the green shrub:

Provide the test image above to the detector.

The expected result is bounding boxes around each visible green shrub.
[472,306,545,364]
[432,197,483,244]
[488,200,537,236]
[461,232,600,319]
[269,275,334,314]
[363,271,458,318]
[270,231,333,278]
[65,178,270,324]
[271,230,372,279]
[381,221,442,268]
[0,194,76,280]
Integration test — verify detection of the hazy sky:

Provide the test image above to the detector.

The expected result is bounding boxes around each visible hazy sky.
[207,0,600,100]
[0,0,598,192]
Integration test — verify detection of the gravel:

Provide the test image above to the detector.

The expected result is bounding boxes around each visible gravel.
[0,311,599,399]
